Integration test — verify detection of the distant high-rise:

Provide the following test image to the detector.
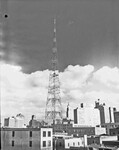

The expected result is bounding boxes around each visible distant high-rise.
[66,103,74,121]
[74,103,100,127]
[4,114,25,128]
[45,19,62,125]
[95,100,115,124]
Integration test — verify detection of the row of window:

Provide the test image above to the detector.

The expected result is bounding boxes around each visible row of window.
[73,129,94,133]
[111,131,119,135]
[11,140,51,147]
[102,125,119,128]
[43,131,51,137]
[68,142,80,147]
[43,140,51,147]
[11,131,51,137]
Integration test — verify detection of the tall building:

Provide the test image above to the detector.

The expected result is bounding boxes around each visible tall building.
[15,113,25,128]
[45,19,62,125]
[66,103,74,121]
[74,103,100,127]
[95,100,115,124]
[4,117,16,128]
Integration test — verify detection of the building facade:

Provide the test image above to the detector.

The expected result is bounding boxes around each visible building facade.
[1,127,52,150]
[4,114,25,128]
[74,104,100,127]
[95,100,115,124]
[53,133,86,150]
[66,127,105,137]
[109,127,119,137]
[64,137,85,149]
[101,122,119,134]
[114,111,119,123]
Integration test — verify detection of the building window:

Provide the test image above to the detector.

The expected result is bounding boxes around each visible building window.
[29,141,32,147]
[73,142,75,146]
[29,131,32,137]
[43,141,46,147]
[48,131,51,137]
[113,132,115,135]
[48,140,51,147]
[59,142,62,146]
[78,142,80,145]
[12,131,15,137]
[12,141,14,147]
[89,147,93,150]
[43,131,46,137]
[68,143,70,147]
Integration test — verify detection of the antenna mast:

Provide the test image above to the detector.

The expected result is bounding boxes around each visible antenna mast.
[45,18,62,125]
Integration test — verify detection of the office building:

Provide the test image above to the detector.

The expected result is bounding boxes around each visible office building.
[67,126,106,137]
[74,103,100,127]
[4,113,25,128]
[95,100,115,124]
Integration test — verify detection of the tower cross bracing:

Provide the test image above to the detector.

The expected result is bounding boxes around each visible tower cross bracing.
[45,19,62,124]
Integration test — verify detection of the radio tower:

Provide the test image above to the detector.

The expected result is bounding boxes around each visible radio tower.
[45,18,62,125]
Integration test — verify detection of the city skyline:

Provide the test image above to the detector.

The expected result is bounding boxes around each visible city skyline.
[1,0,119,124]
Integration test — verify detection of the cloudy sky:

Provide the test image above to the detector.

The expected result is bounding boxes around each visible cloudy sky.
[1,0,119,124]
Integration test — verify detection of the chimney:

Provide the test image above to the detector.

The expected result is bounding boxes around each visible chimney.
[95,99,100,108]
[113,108,116,112]
[81,103,83,108]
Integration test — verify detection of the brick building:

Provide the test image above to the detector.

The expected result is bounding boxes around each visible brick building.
[114,111,119,123]
[101,122,119,134]
[109,127,119,138]
[0,127,52,150]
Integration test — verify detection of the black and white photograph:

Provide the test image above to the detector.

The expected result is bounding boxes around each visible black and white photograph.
[1,0,119,149]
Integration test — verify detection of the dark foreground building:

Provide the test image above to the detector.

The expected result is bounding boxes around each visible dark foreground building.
[0,127,52,150]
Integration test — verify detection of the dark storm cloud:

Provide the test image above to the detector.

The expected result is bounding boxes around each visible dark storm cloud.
[1,0,119,73]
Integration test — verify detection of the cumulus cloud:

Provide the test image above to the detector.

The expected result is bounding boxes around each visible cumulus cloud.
[1,62,119,125]
[1,63,49,124]
[93,66,119,89]
[60,65,94,90]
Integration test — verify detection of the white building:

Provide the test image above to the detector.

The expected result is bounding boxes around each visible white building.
[4,117,16,127]
[15,113,25,128]
[4,114,25,128]
[104,106,110,123]
[95,127,106,135]
[66,103,74,121]
[53,133,87,149]
[104,106,115,123]
[74,104,100,127]
[100,135,118,145]
[65,137,85,149]
[41,128,53,149]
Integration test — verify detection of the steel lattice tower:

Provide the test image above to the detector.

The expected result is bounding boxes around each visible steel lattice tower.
[45,19,62,125]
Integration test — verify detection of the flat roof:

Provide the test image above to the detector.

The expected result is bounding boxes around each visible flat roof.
[0,127,52,131]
